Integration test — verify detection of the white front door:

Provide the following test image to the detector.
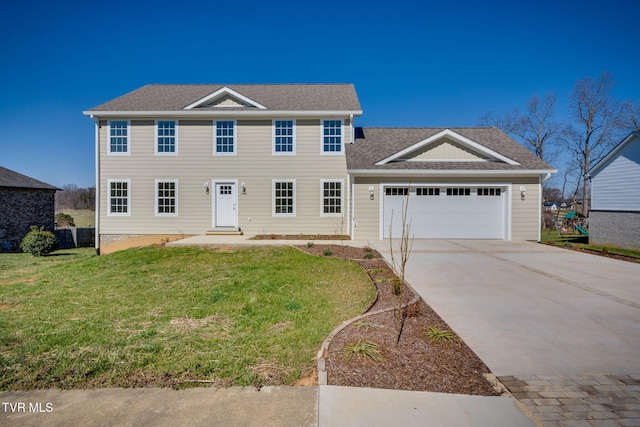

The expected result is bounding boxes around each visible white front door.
[215,182,237,227]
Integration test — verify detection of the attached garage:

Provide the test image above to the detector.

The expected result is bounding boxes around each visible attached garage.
[382,184,509,239]
[346,127,556,242]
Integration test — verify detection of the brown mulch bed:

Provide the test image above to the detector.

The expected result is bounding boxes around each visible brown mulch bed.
[252,234,349,240]
[297,244,500,396]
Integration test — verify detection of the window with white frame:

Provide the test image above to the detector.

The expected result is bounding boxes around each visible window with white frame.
[155,180,178,216]
[322,120,342,153]
[321,180,343,216]
[273,180,295,216]
[108,121,129,154]
[108,179,130,215]
[215,120,236,154]
[156,121,177,154]
[273,120,295,154]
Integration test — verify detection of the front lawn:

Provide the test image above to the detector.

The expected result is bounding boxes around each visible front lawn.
[541,229,640,261]
[0,246,375,390]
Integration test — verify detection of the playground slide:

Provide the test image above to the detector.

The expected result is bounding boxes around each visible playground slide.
[575,225,589,236]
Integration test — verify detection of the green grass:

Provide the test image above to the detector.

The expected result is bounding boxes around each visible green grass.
[56,210,95,227]
[541,229,640,260]
[0,246,375,390]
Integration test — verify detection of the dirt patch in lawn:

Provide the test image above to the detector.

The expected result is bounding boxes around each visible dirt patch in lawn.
[297,244,500,396]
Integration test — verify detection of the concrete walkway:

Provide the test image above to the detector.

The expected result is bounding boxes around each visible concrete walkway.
[0,386,534,427]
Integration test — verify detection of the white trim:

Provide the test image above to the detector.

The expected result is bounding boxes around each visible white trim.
[320,179,345,217]
[374,129,520,166]
[93,116,100,252]
[537,181,542,242]
[107,120,130,156]
[154,120,179,156]
[183,87,268,110]
[378,181,512,240]
[154,179,179,217]
[212,179,239,228]
[350,177,355,239]
[272,119,296,155]
[272,179,296,217]
[348,168,557,176]
[107,179,131,217]
[84,110,363,118]
[213,120,237,156]
[321,119,344,156]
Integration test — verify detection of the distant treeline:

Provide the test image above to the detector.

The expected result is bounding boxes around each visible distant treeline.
[55,184,95,211]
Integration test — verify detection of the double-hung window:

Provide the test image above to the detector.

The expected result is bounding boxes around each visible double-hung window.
[322,120,343,154]
[156,121,177,154]
[273,180,296,216]
[108,179,130,216]
[155,180,178,216]
[273,120,295,154]
[108,120,130,155]
[321,180,343,216]
[215,120,236,155]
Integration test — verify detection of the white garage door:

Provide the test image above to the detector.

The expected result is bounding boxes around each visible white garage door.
[383,185,508,239]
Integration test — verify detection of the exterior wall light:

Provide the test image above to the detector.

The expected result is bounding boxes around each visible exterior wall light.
[204,182,210,195]
[520,186,526,201]
[369,186,375,200]
[241,182,246,195]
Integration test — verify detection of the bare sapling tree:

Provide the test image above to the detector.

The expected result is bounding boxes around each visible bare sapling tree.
[388,188,414,345]
[564,71,624,216]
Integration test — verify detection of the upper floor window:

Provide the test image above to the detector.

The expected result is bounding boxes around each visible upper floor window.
[322,120,343,154]
[156,121,177,155]
[215,120,236,155]
[155,180,178,216]
[108,120,129,155]
[108,179,130,216]
[273,120,295,154]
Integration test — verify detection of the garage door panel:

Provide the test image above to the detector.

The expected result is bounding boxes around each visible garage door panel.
[383,186,507,239]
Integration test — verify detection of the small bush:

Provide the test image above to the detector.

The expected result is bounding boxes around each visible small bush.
[342,340,384,363]
[424,326,457,343]
[55,213,75,227]
[20,226,58,256]
[323,248,333,256]
[363,252,374,259]
[306,242,314,248]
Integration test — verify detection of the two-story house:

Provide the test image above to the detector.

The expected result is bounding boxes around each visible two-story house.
[84,84,555,253]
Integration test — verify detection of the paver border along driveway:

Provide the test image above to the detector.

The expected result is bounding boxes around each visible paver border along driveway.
[374,240,640,376]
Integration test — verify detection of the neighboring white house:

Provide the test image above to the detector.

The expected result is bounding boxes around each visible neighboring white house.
[588,131,640,249]
[84,84,556,252]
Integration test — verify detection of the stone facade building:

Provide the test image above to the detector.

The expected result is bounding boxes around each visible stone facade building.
[0,166,59,252]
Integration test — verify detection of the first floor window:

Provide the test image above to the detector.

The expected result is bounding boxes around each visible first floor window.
[215,120,235,154]
[108,180,130,215]
[109,121,129,154]
[322,120,342,153]
[156,121,177,154]
[273,180,295,216]
[156,180,178,216]
[322,180,343,215]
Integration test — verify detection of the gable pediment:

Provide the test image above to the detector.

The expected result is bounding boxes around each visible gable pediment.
[375,129,519,166]
[183,87,267,110]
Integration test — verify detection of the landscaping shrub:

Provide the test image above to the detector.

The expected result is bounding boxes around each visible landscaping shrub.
[20,226,59,256]
[55,213,75,227]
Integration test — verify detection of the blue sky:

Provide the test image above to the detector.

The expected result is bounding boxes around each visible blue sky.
[1,0,639,188]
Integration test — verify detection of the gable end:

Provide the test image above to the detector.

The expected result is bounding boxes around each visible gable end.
[183,87,267,110]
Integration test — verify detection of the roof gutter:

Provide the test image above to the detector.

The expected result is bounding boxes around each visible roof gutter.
[90,114,100,255]
[82,110,364,118]
[348,168,558,177]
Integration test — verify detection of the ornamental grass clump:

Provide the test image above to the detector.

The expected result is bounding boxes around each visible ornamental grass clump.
[20,226,58,256]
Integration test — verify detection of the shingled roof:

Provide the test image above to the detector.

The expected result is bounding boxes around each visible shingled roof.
[346,127,555,173]
[86,84,362,113]
[0,166,59,190]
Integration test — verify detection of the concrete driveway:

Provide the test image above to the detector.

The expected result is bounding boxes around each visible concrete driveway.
[374,239,640,376]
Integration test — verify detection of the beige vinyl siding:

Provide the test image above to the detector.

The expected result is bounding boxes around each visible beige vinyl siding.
[407,138,488,161]
[351,175,541,241]
[99,118,349,237]
[510,176,541,241]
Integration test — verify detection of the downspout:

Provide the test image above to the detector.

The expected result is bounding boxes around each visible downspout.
[91,115,101,255]
[349,114,354,143]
